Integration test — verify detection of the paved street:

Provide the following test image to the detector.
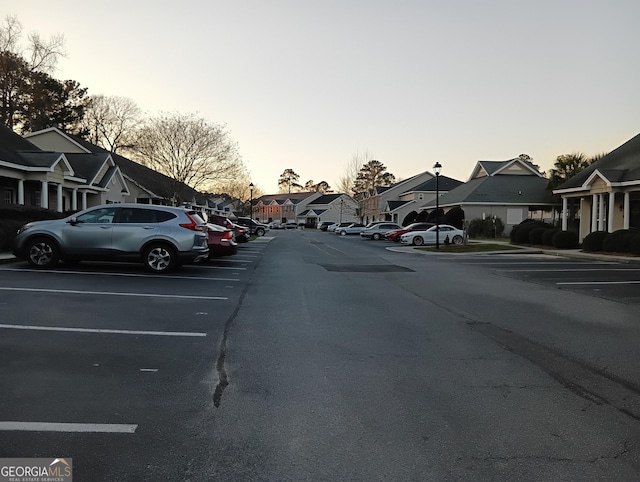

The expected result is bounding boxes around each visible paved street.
[2,230,640,480]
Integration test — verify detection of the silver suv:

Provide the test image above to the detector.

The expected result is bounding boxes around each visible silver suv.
[13,204,209,273]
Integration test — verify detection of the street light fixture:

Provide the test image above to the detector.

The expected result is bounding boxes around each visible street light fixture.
[433,162,442,250]
[249,182,254,219]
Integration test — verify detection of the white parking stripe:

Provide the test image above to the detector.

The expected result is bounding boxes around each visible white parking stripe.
[557,281,640,285]
[0,267,239,281]
[499,268,640,272]
[0,421,137,433]
[198,265,246,270]
[0,324,207,337]
[0,287,227,300]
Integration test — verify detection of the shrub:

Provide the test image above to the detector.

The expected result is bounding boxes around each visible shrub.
[467,217,504,238]
[542,229,560,246]
[602,229,635,253]
[0,205,66,251]
[552,230,579,249]
[528,227,548,245]
[443,207,465,229]
[630,234,640,256]
[514,221,552,244]
[402,211,417,226]
[582,231,608,252]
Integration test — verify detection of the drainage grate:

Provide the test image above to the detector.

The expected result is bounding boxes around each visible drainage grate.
[319,264,414,273]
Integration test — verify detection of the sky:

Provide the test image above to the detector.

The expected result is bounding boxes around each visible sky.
[7,1,640,194]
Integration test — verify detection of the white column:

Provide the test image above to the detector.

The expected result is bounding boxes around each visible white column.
[607,192,615,232]
[56,184,63,213]
[561,197,568,230]
[71,189,78,210]
[598,194,605,231]
[591,194,598,232]
[17,180,24,205]
[40,181,48,208]
[624,192,630,229]
[81,191,88,210]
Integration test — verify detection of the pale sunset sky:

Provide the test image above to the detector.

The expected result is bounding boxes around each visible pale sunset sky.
[8,0,640,193]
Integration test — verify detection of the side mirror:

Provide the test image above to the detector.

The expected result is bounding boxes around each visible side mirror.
[67,217,79,225]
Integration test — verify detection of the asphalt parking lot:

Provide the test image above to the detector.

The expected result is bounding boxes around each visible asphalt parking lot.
[0,238,271,479]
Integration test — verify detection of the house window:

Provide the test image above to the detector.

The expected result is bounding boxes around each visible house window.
[3,188,14,205]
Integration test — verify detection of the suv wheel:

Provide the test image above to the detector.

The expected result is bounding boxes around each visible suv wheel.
[143,243,176,273]
[256,227,265,236]
[26,237,60,269]
[372,233,381,240]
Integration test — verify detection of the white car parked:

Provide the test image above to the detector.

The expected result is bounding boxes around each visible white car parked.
[400,224,464,246]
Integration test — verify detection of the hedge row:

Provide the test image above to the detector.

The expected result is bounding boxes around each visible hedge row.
[0,205,67,251]
[510,220,579,249]
[583,229,640,254]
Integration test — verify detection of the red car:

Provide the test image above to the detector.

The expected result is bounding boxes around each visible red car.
[206,223,238,258]
[385,222,435,242]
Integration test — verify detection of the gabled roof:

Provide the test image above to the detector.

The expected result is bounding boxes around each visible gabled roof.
[309,194,342,205]
[0,125,77,176]
[63,132,198,200]
[406,176,463,193]
[422,175,553,207]
[555,132,640,191]
[469,158,543,180]
[255,192,318,204]
[386,200,412,212]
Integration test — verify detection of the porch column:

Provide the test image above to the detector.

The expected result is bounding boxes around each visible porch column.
[598,194,605,231]
[561,197,568,230]
[71,189,78,211]
[591,194,598,233]
[624,192,630,229]
[56,184,63,213]
[607,192,615,232]
[17,180,24,205]
[81,191,87,210]
[40,181,48,208]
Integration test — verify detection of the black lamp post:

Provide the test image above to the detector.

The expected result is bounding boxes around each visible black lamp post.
[433,162,442,250]
[249,182,254,219]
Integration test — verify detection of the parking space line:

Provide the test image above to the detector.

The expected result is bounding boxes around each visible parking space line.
[499,269,640,272]
[0,421,137,433]
[0,287,227,300]
[198,265,246,270]
[0,323,207,337]
[0,267,239,282]
[557,281,640,286]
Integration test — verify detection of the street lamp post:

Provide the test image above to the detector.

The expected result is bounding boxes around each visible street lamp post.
[433,162,442,250]
[249,182,254,219]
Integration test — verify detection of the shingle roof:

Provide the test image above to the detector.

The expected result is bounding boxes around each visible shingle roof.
[556,132,640,190]
[407,176,463,193]
[0,125,69,170]
[309,194,341,204]
[66,133,198,200]
[423,175,553,207]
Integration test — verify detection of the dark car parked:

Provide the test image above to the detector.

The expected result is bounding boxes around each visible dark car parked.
[235,217,269,236]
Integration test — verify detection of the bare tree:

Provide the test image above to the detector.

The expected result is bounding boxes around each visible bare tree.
[82,95,142,153]
[337,149,371,195]
[130,112,245,194]
[0,15,65,73]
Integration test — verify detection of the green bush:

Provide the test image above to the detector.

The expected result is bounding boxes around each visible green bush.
[552,230,579,249]
[602,229,636,253]
[630,234,640,256]
[402,211,417,226]
[514,221,552,244]
[529,227,548,245]
[582,231,608,252]
[0,205,66,251]
[443,207,465,229]
[542,228,560,246]
[467,217,504,238]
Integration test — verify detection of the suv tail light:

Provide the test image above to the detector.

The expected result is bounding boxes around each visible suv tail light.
[180,213,206,232]
[222,231,233,240]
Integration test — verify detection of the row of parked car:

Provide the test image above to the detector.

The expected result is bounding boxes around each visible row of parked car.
[319,221,464,246]
[12,203,270,274]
